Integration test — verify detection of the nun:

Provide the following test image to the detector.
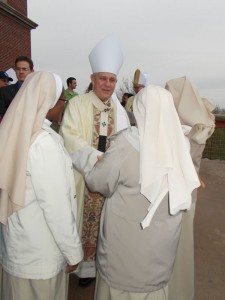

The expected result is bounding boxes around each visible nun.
[72,85,200,300]
[165,76,215,300]
[0,71,83,300]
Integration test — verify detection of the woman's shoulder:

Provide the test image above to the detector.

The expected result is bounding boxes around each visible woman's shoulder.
[110,127,139,151]
[30,129,60,154]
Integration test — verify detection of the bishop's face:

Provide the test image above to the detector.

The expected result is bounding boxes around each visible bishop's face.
[91,72,117,102]
[133,84,145,94]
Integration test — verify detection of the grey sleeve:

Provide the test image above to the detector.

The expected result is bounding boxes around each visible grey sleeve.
[85,138,123,198]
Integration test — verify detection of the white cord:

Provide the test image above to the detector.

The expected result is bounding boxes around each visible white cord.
[163,286,168,300]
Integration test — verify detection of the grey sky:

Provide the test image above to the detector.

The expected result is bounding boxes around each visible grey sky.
[28,0,225,107]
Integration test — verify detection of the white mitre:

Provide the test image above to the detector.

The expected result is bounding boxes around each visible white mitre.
[133,69,148,86]
[89,35,123,75]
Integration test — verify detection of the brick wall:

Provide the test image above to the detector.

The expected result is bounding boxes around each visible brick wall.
[7,0,27,16]
[0,13,31,70]
[0,0,37,70]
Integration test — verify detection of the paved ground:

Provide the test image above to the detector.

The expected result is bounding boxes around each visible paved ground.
[194,159,225,300]
[68,159,225,300]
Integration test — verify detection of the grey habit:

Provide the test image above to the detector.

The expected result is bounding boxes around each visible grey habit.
[75,127,183,299]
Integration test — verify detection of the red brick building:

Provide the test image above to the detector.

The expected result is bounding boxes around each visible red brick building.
[0,0,38,70]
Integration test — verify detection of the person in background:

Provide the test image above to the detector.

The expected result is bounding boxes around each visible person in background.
[125,68,147,113]
[165,76,215,300]
[0,71,83,300]
[72,85,200,300]
[121,92,133,107]
[65,77,79,101]
[51,77,78,132]
[0,71,13,87]
[0,56,34,122]
[60,35,130,288]
[85,82,93,93]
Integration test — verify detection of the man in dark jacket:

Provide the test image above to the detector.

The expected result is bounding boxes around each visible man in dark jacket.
[0,56,34,122]
[0,71,13,87]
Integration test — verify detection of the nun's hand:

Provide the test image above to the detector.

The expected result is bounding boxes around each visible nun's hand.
[65,264,78,274]
[198,176,205,189]
[200,179,206,189]
[97,155,103,162]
